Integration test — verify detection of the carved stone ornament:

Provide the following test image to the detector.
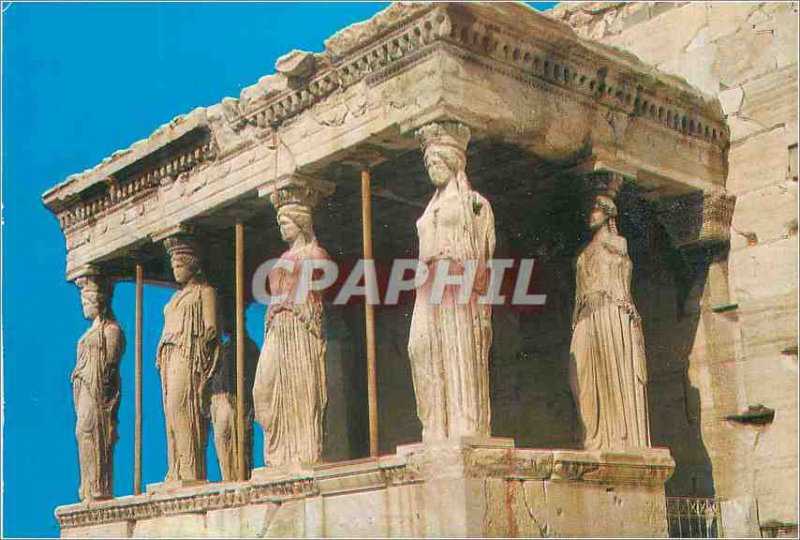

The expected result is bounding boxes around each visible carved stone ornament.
[408,121,497,441]
[157,234,220,482]
[253,198,330,469]
[72,270,125,502]
[269,185,322,211]
[657,189,736,249]
[56,445,673,530]
[569,173,651,450]
[264,173,336,211]
[211,332,258,482]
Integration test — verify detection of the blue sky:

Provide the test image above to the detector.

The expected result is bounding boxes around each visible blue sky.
[2,2,557,536]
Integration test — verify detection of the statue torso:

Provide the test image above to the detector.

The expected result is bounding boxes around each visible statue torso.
[267,241,329,335]
[417,188,492,263]
[162,282,207,337]
[574,233,636,323]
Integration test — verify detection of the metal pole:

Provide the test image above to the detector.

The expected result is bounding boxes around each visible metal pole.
[361,168,379,457]
[235,222,247,480]
[134,262,143,495]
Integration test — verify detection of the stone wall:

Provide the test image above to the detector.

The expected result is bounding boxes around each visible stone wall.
[551,2,799,535]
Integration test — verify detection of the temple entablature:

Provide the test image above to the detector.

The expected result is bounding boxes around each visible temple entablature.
[42,2,732,279]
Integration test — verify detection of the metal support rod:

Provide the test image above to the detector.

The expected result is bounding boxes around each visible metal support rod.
[134,262,143,495]
[235,222,247,480]
[361,168,379,457]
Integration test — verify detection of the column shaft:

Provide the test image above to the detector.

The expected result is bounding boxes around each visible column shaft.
[235,222,247,480]
[362,168,379,457]
[134,263,143,495]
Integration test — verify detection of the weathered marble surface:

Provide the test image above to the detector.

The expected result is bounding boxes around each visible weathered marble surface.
[551,2,798,534]
[41,2,728,280]
[253,185,331,470]
[157,235,219,482]
[57,440,675,538]
[408,121,495,441]
[72,274,124,502]
[570,176,650,450]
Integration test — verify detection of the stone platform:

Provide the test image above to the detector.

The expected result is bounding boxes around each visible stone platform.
[57,439,675,537]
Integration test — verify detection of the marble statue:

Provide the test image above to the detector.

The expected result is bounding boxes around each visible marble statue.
[253,196,329,468]
[408,121,496,441]
[211,321,258,481]
[157,236,220,481]
[72,274,124,502]
[569,187,651,450]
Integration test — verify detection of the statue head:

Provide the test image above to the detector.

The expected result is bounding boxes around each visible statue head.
[423,146,466,187]
[164,236,203,285]
[417,122,470,188]
[277,203,314,244]
[76,275,110,321]
[589,194,618,231]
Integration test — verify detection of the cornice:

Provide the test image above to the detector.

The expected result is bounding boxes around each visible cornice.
[41,2,729,237]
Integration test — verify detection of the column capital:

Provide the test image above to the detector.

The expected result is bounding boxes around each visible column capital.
[655,189,736,250]
[71,265,115,306]
[414,120,471,154]
[150,223,195,244]
[68,263,109,284]
[162,231,203,262]
[258,171,335,211]
[581,170,626,201]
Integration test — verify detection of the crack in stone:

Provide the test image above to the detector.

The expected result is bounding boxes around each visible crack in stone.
[519,481,548,537]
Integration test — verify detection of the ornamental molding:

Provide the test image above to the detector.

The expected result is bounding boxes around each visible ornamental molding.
[551,450,675,485]
[42,2,729,241]
[56,446,674,529]
[232,3,727,147]
[258,172,337,210]
[53,132,216,232]
[656,190,736,249]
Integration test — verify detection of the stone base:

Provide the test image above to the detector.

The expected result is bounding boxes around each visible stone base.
[146,479,208,494]
[56,440,675,537]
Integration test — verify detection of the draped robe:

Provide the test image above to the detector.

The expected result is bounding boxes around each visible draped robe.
[253,241,328,468]
[157,282,219,481]
[408,179,495,440]
[72,319,123,501]
[569,233,651,450]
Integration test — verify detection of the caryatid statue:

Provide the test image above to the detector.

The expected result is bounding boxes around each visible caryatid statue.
[253,185,329,469]
[157,235,220,482]
[408,121,496,441]
[72,272,124,502]
[569,173,651,450]
[210,291,258,481]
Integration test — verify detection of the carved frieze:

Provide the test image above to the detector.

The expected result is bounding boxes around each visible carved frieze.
[55,134,216,232]
[43,2,730,274]
[233,3,728,148]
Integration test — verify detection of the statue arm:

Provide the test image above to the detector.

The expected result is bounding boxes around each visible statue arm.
[201,286,219,342]
[199,286,221,385]
[103,323,125,366]
[472,193,495,295]
[101,323,123,410]
[571,255,583,328]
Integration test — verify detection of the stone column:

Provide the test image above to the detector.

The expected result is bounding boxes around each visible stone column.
[71,265,125,502]
[569,170,652,450]
[252,174,334,472]
[408,120,496,441]
[154,230,220,486]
